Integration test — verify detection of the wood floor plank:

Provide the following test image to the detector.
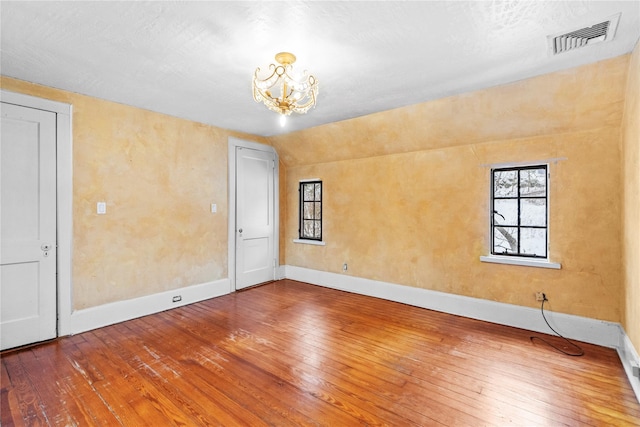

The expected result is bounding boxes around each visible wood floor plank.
[15,346,110,426]
[220,286,584,421]
[131,304,358,425]
[111,319,304,426]
[62,335,167,426]
[1,352,49,425]
[1,279,639,426]
[200,280,640,424]
[195,290,496,423]
[154,307,382,425]
[186,282,640,426]
[206,288,584,422]
[81,327,213,426]
[278,286,636,416]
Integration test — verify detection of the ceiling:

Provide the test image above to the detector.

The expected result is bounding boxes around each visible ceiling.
[1,1,639,137]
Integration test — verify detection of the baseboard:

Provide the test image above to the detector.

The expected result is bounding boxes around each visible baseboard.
[57,267,640,403]
[284,265,640,402]
[284,265,620,347]
[618,328,640,401]
[59,278,230,336]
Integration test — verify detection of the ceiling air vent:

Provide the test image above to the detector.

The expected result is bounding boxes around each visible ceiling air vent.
[549,13,620,55]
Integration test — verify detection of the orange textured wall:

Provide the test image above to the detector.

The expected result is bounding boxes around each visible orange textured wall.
[270,56,628,167]
[1,76,266,309]
[274,56,629,322]
[622,41,640,352]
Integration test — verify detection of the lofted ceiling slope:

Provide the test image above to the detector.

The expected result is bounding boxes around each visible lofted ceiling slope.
[1,1,639,137]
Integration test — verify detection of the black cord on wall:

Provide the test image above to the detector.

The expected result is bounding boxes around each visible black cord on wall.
[529,294,584,357]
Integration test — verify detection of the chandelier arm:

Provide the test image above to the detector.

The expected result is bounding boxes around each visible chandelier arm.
[252,52,318,117]
[253,71,282,91]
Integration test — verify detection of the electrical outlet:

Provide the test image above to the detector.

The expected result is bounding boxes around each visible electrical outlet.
[172,295,182,303]
[535,292,545,302]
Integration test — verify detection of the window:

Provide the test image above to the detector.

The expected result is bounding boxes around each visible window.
[491,165,548,258]
[299,181,322,241]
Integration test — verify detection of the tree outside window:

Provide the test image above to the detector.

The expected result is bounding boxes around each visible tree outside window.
[299,181,322,241]
[492,166,548,258]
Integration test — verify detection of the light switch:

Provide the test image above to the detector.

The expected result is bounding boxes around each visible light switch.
[97,202,106,214]
[211,203,217,213]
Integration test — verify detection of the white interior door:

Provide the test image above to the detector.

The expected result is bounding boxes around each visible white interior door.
[236,147,275,290]
[1,102,57,350]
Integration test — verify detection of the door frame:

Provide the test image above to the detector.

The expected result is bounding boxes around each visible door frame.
[228,137,279,292]
[1,90,73,336]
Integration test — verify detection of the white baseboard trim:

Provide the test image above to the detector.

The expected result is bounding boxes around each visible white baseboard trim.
[60,278,230,336]
[283,265,639,403]
[618,329,640,401]
[284,266,618,346]
[57,267,640,403]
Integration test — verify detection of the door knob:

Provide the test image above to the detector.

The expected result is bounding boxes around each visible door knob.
[238,228,243,233]
[41,244,52,251]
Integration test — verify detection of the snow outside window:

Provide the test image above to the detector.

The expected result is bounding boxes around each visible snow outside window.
[299,181,322,241]
[491,165,548,258]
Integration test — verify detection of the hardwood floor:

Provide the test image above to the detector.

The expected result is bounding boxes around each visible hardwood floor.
[2,279,639,426]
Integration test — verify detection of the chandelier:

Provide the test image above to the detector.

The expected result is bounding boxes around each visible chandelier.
[252,52,318,125]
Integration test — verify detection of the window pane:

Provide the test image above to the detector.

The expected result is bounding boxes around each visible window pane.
[520,168,546,196]
[521,198,546,226]
[303,220,314,238]
[493,199,517,226]
[520,228,546,257]
[493,226,518,254]
[303,183,314,201]
[300,181,322,240]
[494,170,518,197]
[303,202,314,219]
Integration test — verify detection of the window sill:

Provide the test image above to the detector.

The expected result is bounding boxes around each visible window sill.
[480,255,561,270]
[293,239,326,246]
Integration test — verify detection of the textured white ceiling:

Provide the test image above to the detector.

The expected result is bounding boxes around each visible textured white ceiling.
[1,1,639,136]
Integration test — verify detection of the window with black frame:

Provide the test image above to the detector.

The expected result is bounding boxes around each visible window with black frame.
[492,165,548,258]
[299,181,322,241]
